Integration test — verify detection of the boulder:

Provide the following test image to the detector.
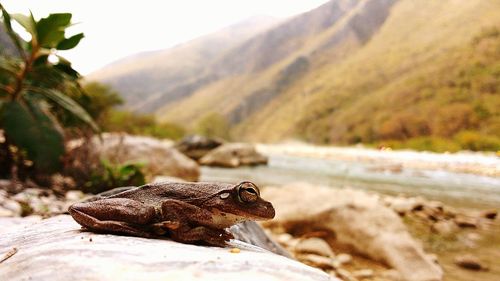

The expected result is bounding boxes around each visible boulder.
[175,135,224,160]
[262,183,443,281]
[0,215,336,281]
[199,143,268,168]
[67,133,200,181]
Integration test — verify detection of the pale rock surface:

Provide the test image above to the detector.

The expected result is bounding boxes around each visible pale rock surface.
[199,143,268,167]
[262,183,443,281]
[68,133,200,181]
[0,215,335,281]
[294,237,335,257]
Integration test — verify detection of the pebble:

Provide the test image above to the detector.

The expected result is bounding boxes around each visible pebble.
[454,254,486,271]
[352,269,374,279]
[299,254,335,270]
[335,253,352,265]
[479,209,497,220]
[454,215,478,228]
[295,237,335,257]
[431,220,458,236]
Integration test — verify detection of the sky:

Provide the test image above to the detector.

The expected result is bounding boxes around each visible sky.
[2,0,329,75]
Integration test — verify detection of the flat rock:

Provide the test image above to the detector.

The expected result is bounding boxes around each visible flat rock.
[175,135,224,160]
[0,215,335,281]
[295,237,335,257]
[454,254,486,271]
[263,183,443,281]
[67,133,200,181]
[199,143,268,168]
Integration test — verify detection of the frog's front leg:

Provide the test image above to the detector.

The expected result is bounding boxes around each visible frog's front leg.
[69,198,156,238]
[159,200,234,246]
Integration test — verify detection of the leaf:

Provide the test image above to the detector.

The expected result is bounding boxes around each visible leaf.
[56,33,84,50]
[11,12,37,36]
[0,4,27,59]
[29,87,99,131]
[36,13,72,48]
[0,100,64,173]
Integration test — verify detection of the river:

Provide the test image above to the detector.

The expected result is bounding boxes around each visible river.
[200,147,500,209]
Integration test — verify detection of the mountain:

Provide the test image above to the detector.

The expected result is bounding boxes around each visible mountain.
[90,0,500,149]
[87,16,279,112]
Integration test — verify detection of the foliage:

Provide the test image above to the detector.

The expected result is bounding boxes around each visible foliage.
[83,161,145,194]
[195,112,231,140]
[296,25,500,152]
[103,109,185,140]
[0,5,97,174]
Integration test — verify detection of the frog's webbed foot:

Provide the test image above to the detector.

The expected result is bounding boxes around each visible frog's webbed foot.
[171,226,234,247]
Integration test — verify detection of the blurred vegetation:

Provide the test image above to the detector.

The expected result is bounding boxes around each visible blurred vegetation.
[296,25,500,152]
[195,112,231,140]
[0,5,97,179]
[82,161,145,194]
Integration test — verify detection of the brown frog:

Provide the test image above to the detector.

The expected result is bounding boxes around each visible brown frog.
[68,181,275,246]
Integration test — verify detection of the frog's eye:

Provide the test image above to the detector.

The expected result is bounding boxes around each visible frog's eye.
[236,182,260,203]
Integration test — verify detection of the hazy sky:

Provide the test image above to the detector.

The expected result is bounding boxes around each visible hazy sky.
[2,0,329,75]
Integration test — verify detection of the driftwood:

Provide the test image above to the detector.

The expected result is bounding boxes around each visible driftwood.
[0,215,334,281]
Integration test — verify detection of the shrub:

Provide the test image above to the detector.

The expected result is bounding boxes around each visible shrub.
[454,131,500,151]
[83,161,145,194]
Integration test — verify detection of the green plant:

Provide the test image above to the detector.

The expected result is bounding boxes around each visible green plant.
[84,160,145,194]
[0,5,97,174]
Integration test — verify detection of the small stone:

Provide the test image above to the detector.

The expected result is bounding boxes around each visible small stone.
[276,233,294,245]
[229,248,240,254]
[352,269,374,279]
[295,237,335,257]
[335,253,352,265]
[454,215,477,228]
[2,199,22,216]
[454,254,485,271]
[65,190,85,202]
[380,269,403,281]
[299,254,335,270]
[336,268,358,281]
[479,209,497,220]
[431,220,458,236]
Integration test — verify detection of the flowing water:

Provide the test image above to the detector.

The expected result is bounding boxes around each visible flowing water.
[200,153,500,209]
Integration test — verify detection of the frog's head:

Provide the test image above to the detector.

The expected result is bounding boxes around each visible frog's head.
[206,181,275,227]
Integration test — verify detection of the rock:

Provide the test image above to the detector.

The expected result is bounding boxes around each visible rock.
[454,215,477,228]
[0,216,336,281]
[263,183,443,281]
[199,143,268,168]
[431,220,458,236]
[479,209,497,220]
[335,253,353,265]
[336,268,357,281]
[299,254,335,270]
[175,135,224,160]
[454,254,486,271]
[276,233,294,245]
[352,269,374,279]
[295,237,335,257]
[0,199,22,217]
[380,269,403,281]
[67,133,200,181]
[65,190,86,202]
[384,196,424,216]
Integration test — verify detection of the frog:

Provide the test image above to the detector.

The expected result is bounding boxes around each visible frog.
[68,181,275,247]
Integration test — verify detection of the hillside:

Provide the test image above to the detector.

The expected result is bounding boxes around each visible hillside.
[90,0,500,151]
[87,16,279,112]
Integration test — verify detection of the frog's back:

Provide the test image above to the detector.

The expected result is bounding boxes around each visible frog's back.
[108,181,233,206]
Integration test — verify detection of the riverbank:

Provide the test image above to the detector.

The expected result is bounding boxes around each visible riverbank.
[257,143,500,178]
